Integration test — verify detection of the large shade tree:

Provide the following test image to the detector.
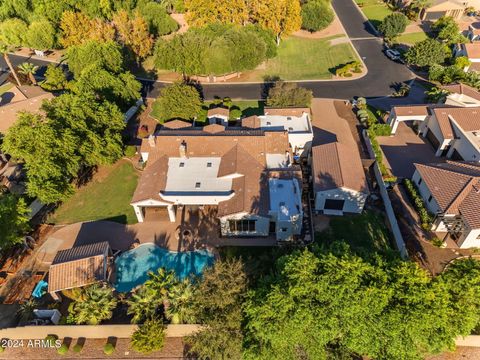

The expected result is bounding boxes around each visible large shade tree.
[0,194,30,252]
[151,82,202,123]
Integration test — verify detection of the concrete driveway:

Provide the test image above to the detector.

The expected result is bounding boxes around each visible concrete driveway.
[376,122,441,179]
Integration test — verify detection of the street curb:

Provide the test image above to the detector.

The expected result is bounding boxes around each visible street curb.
[349,0,381,36]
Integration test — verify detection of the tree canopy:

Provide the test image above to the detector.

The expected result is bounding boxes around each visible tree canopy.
[405,38,447,67]
[0,194,30,251]
[185,0,249,27]
[301,0,334,33]
[267,81,313,107]
[151,82,202,123]
[432,16,467,44]
[378,13,408,41]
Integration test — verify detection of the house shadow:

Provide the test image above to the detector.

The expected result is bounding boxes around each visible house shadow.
[312,126,338,146]
[72,221,138,252]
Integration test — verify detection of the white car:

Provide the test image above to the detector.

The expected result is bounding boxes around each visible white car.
[385,49,401,62]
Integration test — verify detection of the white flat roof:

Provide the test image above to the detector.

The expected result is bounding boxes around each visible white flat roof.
[268,178,302,221]
[161,157,233,204]
[266,153,290,169]
[259,113,311,132]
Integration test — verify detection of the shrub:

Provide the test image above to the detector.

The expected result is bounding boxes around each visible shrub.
[335,61,362,77]
[432,237,444,247]
[370,123,391,136]
[103,343,115,355]
[72,344,83,353]
[131,319,166,353]
[378,13,408,40]
[230,108,242,119]
[405,39,447,67]
[403,179,433,228]
[301,1,334,32]
[57,344,69,355]
[124,145,137,157]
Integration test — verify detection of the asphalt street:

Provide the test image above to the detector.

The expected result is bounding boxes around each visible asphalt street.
[0,0,416,100]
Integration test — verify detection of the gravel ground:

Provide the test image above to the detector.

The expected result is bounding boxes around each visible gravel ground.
[428,347,480,360]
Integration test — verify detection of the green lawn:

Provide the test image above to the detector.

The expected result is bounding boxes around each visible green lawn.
[0,82,13,96]
[50,161,139,225]
[197,100,265,123]
[395,31,429,45]
[262,36,358,80]
[316,211,394,256]
[355,0,395,28]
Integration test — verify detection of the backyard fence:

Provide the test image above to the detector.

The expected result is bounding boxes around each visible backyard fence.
[0,324,202,339]
[362,130,408,259]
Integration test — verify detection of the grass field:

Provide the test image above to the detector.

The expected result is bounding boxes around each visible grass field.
[50,160,139,225]
[0,82,13,96]
[395,31,429,45]
[262,36,358,80]
[355,0,395,28]
[316,211,394,255]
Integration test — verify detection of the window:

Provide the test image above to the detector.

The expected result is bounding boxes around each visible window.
[195,182,201,188]
[417,178,422,185]
[207,162,212,167]
[229,219,256,232]
[428,195,433,202]
[179,162,185,167]
[324,199,345,211]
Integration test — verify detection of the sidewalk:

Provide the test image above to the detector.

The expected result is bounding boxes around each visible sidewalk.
[9,47,64,64]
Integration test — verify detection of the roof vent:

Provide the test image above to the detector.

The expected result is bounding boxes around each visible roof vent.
[207,162,212,167]
[179,162,185,168]
[288,127,293,131]
[287,117,292,120]
[179,141,187,158]
[195,182,201,188]
[266,121,271,125]
[278,183,284,188]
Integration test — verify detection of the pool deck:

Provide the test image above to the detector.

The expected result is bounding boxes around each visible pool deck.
[38,207,277,264]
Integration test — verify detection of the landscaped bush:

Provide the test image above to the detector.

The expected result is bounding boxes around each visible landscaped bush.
[404,179,433,230]
[103,343,115,355]
[301,0,334,32]
[336,61,362,77]
[367,129,396,182]
[370,123,392,136]
[229,108,242,119]
[131,319,166,353]
[57,343,69,355]
[124,145,137,158]
[72,343,83,353]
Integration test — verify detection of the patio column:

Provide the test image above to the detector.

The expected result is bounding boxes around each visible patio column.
[167,204,176,223]
[133,205,144,223]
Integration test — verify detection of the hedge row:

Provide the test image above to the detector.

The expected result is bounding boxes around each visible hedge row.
[403,178,433,230]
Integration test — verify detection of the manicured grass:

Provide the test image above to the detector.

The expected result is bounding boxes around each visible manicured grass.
[316,211,394,255]
[263,36,358,80]
[355,0,395,28]
[395,31,429,45]
[50,161,139,225]
[0,82,13,96]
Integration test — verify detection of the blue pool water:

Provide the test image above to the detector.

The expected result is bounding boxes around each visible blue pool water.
[114,243,214,292]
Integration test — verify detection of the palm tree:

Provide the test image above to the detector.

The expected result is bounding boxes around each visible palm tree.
[144,268,177,299]
[18,62,39,86]
[71,284,117,325]
[0,42,21,87]
[17,298,37,323]
[126,286,162,324]
[165,278,196,324]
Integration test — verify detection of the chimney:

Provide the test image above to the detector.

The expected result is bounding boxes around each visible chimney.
[179,140,187,158]
[148,135,155,147]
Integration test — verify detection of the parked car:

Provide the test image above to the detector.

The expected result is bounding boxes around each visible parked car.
[384,49,402,62]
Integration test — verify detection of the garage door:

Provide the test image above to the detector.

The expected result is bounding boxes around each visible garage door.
[425,129,440,150]
[324,199,345,211]
[424,11,447,21]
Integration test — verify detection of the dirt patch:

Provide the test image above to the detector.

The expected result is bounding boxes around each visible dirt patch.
[2,337,188,359]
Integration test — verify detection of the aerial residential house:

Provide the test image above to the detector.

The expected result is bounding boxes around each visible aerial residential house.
[387,104,480,161]
[132,124,303,242]
[467,23,480,41]
[207,107,230,126]
[454,43,480,72]
[241,108,314,156]
[0,83,54,134]
[412,161,480,248]
[419,0,475,20]
[441,83,480,107]
[48,242,112,300]
[310,99,369,215]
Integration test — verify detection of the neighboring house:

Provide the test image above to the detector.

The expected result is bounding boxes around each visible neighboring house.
[441,83,480,107]
[388,104,480,161]
[132,124,303,242]
[419,0,472,21]
[241,108,314,156]
[312,142,369,215]
[412,161,480,248]
[207,107,230,126]
[454,43,480,72]
[48,242,112,301]
[467,23,480,41]
[0,83,54,134]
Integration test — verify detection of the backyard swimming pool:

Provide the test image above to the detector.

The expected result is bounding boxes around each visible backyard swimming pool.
[113,243,214,292]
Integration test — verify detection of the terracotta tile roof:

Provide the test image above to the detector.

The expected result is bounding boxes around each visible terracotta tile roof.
[48,242,110,293]
[203,124,225,133]
[241,115,261,129]
[441,83,480,101]
[464,43,480,59]
[392,105,429,117]
[133,128,292,216]
[207,107,229,117]
[264,107,311,117]
[0,93,54,133]
[432,107,480,139]
[468,62,480,72]
[414,161,480,228]
[162,119,193,129]
[312,142,368,193]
